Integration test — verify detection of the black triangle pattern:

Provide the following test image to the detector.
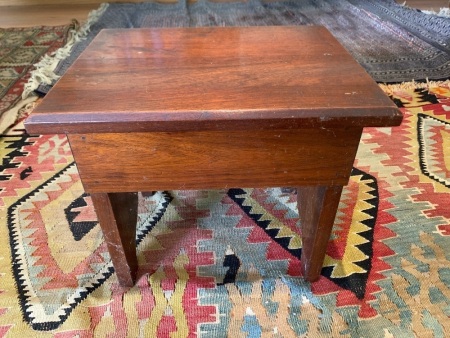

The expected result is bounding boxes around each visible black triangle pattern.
[227,167,379,300]
[64,193,98,241]
[417,113,450,188]
[228,188,302,260]
[7,162,171,330]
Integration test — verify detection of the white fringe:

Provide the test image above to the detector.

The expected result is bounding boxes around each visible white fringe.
[421,8,450,18]
[22,3,109,99]
[400,1,450,18]
[379,79,450,94]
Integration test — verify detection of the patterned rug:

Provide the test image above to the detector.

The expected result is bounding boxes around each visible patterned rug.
[31,0,450,99]
[0,82,449,336]
[0,24,74,132]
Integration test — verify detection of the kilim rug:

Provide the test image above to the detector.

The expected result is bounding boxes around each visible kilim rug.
[0,24,75,132]
[30,0,450,98]
[0,82,449,336]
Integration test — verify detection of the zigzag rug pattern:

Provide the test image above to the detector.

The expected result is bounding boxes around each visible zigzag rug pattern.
[0,84,450,336]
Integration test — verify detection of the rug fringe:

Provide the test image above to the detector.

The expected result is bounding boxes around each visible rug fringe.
[421,7,450,18]
[22,3,109,100]
[379,79,450,95]
[0,95,38,134]
[400,1,450,17]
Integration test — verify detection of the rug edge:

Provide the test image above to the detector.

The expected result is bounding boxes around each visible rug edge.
[21,3,109,100]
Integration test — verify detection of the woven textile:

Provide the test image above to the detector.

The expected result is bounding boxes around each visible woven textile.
[1,83,449,336]
[34,0,450,98]
[0,25,73,129]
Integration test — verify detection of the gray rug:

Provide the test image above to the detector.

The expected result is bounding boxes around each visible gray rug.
[38,0,450,94]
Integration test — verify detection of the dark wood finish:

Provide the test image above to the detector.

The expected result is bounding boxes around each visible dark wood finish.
[90,192,138,286]
[67,128,362,193]
[297,185,344,281]
[25,26,401,135]
[24,26,403,286]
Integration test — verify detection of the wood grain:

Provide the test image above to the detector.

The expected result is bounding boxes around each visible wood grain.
[68,128,362,193]
[25,26,402,135]
[297,185,344,282]
[0,4,99,28]
[23,26,404,286]
[90,192,138,286]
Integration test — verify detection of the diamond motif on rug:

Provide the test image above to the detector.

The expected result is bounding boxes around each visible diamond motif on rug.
[7,163,171,329]
[2,83,450,336]
[418,113,450,188]
[6,161,394,329]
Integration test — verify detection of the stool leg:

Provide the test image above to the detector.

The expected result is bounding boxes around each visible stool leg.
[90,192,138,286]
[297,185,343,282]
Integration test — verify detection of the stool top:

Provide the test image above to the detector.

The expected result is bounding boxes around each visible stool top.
[25,26,402,134]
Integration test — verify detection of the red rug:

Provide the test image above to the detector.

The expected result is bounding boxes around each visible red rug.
[0,82,449,336]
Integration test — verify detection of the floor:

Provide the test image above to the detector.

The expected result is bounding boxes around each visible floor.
[0,0,449,28]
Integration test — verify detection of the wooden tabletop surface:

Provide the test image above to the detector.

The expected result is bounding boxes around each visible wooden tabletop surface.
[26,26,402,134]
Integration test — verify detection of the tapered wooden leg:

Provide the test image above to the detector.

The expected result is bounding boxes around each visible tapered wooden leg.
[90,192,138,286]
[297,185,343,282]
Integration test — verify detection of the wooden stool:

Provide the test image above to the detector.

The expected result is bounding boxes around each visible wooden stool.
[25,26,402,286]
